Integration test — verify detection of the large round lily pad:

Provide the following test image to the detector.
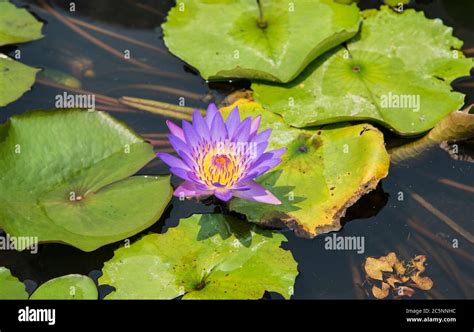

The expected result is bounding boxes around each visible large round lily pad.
[0,109,172,252]
[0,1,43,46]
[0,54,40,107]
[99,214,298,299]
[252,6,473,135]
[0,266,28,299]
[221,100,390,238]
[30,274,98,300]
[162,0,361,83]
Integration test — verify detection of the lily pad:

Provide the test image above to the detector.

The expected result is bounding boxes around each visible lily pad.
[0,1,43,46]
[221,99,390,238]
[30,274,98,300]
[0,2,43,107]
[0,109,173,251]
[0,54,40,107]
[252,6,473,135]
[99,214,298,299]
[0,266,28,299]
[162,0,361,83]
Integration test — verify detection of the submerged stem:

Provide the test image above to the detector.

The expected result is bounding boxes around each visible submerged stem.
[256,0,268,29]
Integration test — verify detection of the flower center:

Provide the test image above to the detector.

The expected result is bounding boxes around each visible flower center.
[193,143,250,189]
[213,154,230,168]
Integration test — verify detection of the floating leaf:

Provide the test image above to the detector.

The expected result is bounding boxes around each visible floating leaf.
[0,2,43,107]
[411,271,433,291]
[252,6,473,135]
[364,252,434,299]
[162,0,361,83]
[99,214,298,299]
[364,253,394,281]
[0,1,43,46]
[0,110,172,251]
[0,267,28,299]
[30,274,98,300]
[0,54,40,107]
[390,105,474,162]
[372,281,390,299]
[411,255,427,273]
[221,100,389,238]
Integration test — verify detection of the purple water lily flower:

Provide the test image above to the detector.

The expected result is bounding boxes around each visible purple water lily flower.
[157,103,285,205]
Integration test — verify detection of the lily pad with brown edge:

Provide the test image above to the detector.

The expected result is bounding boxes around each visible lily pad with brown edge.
[220,99,390,238]
[390,105,474,163]
[0,109,173,252]
[0,266,28,299]
[252,6,473,135]
[99,214,298,300]
[162,0,361,83]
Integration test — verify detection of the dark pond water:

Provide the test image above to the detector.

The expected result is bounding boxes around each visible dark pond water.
[0,0,473,299]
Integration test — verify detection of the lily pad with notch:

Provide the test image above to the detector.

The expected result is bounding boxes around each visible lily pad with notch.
[221,99,390,238]
[162,0,361,83]
[0,109,172,252]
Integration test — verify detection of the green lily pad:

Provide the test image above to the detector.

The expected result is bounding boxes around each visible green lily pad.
[162,0,361,83]
[0,267,28,299]
[252,6,473,135]
[30,274,98,300]
[221,100,390,238]
[0,1,43,46]
[0,2,43,107]
[0,54,40,107]
[99,214,298,299]
[0,109,172,252]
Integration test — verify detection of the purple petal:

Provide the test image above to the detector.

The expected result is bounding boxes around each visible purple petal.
[252,158,282,175]
[166,120,185,142]
[168,134,193,160]
[174,181,212,197]
[205,103,219,128]
[253,148,286,167]
[232,181,281,205]
[169,167,191,181]
[249,116,261,138]
[192,110,210,141]
[157,152,190,170]
[211,111,227,141]
[252,141,269,160]
[252,148,286,167]
[251,128,272,145]
[234,170,261,186]
[214,189,233,202]
[225,107,240,138]
[182,120,201,150]
[231,116,251,142]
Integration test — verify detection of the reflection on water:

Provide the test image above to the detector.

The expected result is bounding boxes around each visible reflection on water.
[0,0,473,299]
